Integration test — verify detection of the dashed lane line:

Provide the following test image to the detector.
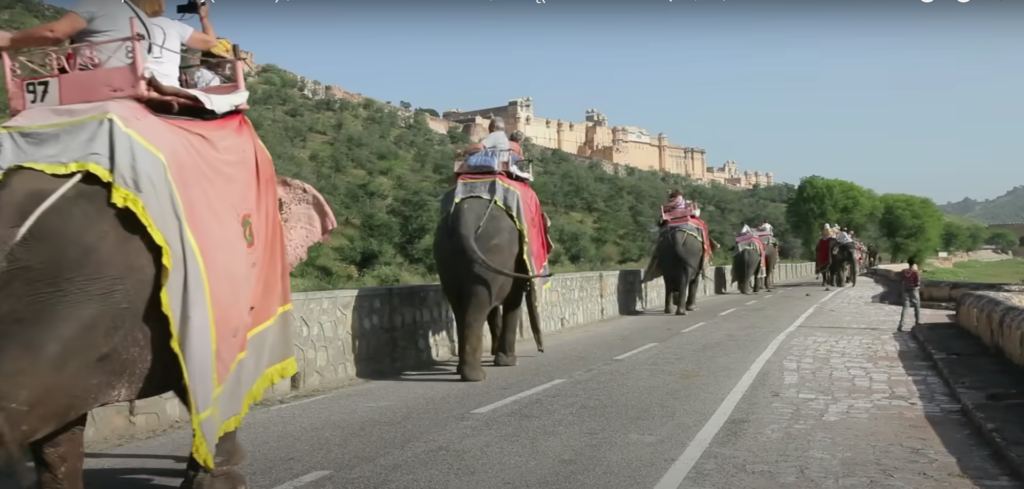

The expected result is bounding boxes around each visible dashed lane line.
[470,379,567,414]
[745,300,757,305]
[271,471,333,489]
[681,322,706,333]
[718,308,736,316]
[613,343,658,360]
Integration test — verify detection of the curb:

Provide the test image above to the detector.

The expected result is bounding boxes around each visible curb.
[912,323,1024,481]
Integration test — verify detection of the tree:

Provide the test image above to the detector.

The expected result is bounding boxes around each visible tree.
[786,176,880,257]
[415,107,440,117]
[877,194,944,262]
[964,224,989,252]
[399,101,412,109]
[941,221,969,252]
[986,229,1019,253]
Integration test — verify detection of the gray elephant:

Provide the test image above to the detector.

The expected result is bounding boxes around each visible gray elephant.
[642,223,713,315]
[828,239,859,288]
[732,236,777,294]
[434,193,549,382]
[0,170,332,489]
[867,243,880,268]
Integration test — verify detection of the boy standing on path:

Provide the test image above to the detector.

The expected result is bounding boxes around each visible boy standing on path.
[898,257,922,332]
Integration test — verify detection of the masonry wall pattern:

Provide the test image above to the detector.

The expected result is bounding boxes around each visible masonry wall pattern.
[82,262,817,444]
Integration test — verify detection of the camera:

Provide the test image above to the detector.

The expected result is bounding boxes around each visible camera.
[176,0,204,15]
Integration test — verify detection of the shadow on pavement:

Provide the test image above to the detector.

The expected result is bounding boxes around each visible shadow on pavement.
[893,327,1024,486]
[84,467,182,488]
[85,453,188,463]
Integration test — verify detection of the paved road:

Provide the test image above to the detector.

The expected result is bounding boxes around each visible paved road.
[21,279,1024,488]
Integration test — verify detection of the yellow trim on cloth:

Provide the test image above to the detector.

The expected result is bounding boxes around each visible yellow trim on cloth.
[0,112,297,470]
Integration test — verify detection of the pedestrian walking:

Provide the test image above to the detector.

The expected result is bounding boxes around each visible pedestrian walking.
[897,257,922,332]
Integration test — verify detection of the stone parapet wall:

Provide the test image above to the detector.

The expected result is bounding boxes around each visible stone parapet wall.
[955,291,1024,367]
[869,264,1024,303]
[83,262,816,445]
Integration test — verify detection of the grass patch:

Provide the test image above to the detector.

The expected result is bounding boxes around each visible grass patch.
[922,259,1024,283]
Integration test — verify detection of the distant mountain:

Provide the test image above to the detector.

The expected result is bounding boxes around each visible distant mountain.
[940,186,1024,224]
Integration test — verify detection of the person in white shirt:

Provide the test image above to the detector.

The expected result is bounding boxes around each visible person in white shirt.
[756,219,773,236]
[835,228,853,244]
[135,0,218,88]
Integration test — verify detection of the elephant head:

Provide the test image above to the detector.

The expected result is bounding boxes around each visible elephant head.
[276,176,339,271]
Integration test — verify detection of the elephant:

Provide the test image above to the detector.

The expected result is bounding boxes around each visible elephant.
[827,239,859,289]
[867,243,880,268]
[433,196,549,382]
[0,170,335,489]
[732,236,777,294]
[644,224,712,315]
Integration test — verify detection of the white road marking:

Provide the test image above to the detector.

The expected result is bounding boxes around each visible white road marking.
[613,343,658,360]
[745,300,757,305]
[470,379,566,414]
[681,322,706,333]
[271,471,332,489]
[718,308,736,316]
[764,295,773,298]
[652,288,844,489]
[266,394,332,412]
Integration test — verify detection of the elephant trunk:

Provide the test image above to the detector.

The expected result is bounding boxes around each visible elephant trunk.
[525,284,543,353]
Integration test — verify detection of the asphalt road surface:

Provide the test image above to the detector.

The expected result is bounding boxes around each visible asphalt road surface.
[14,278,1024,488]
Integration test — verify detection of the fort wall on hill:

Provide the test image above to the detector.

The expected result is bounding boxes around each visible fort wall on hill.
[282,72,774,189]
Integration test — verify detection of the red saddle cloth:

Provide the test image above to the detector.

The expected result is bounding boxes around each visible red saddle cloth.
[666,216,711,264]
[456,174,552,278]
[817,238,831,268]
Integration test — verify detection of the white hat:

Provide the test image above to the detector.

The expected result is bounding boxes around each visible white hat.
[823,224,831,230]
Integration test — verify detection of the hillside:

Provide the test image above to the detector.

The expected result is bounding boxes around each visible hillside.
[246,65,798,290]
[940,186,1024,224]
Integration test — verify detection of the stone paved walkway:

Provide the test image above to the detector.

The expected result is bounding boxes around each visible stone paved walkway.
[685,282,1023,489]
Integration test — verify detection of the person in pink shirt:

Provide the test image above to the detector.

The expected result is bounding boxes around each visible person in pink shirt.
[898,257,922,331]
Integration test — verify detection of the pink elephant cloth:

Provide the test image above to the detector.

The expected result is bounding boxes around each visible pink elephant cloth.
[276,176,338,270]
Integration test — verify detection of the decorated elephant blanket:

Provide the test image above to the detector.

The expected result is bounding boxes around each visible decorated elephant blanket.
[0,99,296,470]
[641,217,711,284]
[446,173,553,290]
[817,238,833,272]
[736,234,767,278]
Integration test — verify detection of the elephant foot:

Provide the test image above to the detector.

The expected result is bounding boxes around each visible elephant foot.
[664,307,673,315]
[181,467,248,489]
[686,305,697,312]
[675,309,687,316]
[493,352,518,367]
[825,287,831,291]
[457,364,487,382]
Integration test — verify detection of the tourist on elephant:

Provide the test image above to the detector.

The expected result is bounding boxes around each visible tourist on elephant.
[836,227,853,244]
[756,219,774,236]
[462,117,511,158]
[509,130,525,161]
[659,189,699,226]
[0,0,155,67]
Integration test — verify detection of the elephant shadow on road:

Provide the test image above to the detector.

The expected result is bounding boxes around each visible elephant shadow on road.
[1,454,188,489]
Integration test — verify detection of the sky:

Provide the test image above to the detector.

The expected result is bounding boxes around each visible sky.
[47,0,1024,204]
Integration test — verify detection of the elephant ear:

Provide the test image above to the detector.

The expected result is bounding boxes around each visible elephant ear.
[276,176,338,271]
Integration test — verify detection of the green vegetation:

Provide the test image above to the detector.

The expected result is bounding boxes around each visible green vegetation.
[0,0,67,121]
[922,259,1024,284]
[0,0,995,289]
[940,187,1024,224]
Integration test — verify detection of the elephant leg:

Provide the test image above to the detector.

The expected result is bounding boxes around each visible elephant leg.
[31,413,87,489]
[487,307,501,357]
[663,277,674,314]
[495,280,526,367]
[675,268,690,315]
[685,273,700,311]
[180,429,249,489]
[453,286,490,382]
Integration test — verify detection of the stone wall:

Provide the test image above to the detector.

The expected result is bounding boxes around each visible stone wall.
[955,291,1024,367]
[82,262,816,444]
[869,264,1024,303]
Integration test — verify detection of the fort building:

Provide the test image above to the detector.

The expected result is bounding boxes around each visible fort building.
[443,97,773,189]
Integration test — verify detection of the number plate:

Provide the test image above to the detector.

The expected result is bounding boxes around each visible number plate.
[22,76,60,109]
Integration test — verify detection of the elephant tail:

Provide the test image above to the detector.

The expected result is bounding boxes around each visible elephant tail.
[526,283,544,353]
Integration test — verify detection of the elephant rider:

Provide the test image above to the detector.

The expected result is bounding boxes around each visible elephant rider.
[659,189,699,227]
[835,227,853,244]
[462,116,511,164]
[509,130,525,161]
[756,219,773,236]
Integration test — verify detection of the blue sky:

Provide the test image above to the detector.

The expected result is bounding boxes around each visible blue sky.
[48,0,1024,204]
